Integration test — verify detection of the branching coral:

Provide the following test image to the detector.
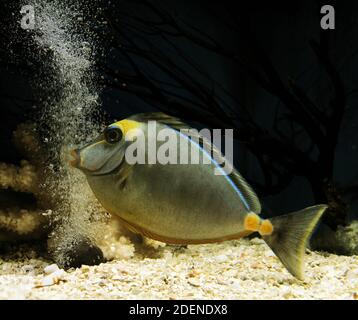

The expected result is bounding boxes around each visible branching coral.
[0,161,37,193]
[95,217,135,260]
[12,123,56,208]
[0,124,50,241]
[0,208,46,237]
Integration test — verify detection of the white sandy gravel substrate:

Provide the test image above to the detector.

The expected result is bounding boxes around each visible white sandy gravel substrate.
[0,238,357,300]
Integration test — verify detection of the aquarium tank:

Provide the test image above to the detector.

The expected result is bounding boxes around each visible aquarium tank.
[0,0,357,303]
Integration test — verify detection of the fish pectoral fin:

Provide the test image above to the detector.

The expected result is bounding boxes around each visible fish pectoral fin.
[115,162,134,189]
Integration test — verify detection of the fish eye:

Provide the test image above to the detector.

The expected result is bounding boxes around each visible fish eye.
[104,127,123,144]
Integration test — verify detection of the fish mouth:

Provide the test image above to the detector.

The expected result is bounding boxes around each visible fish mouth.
[69,149,80,168]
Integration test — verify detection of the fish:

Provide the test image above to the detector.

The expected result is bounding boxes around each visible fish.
[70,112,327,280]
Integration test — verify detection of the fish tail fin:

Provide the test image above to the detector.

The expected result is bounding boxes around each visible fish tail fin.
[262,205,327,280]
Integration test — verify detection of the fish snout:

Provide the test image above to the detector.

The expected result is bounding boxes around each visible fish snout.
[69,149,80,168]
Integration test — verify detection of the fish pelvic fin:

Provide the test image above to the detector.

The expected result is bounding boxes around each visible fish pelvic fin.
[262,205,327,280]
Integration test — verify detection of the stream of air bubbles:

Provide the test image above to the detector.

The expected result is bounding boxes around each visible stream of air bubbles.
[27,0,135,265]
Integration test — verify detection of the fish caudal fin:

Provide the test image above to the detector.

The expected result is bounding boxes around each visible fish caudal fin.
[262,205,327,280]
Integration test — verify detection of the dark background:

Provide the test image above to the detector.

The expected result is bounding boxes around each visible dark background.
[0,0,357,230]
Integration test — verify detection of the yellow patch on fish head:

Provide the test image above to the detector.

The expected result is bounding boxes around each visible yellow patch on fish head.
[258,219,274,236]
[112,119,141,140]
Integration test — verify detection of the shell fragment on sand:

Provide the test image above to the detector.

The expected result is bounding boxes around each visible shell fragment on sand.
[34,265,67,288]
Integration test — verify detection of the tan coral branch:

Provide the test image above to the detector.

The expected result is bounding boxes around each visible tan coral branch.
[13,123,42,164]
[0,161,38,193]
[0,207,47,235]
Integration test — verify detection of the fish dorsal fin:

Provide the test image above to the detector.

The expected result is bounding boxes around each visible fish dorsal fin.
[228,171,261,214]
[128,112,261,213]
[195,129,261,214]
[129,112,188,131]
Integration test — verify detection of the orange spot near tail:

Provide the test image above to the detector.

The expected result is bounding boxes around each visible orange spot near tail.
[244,213,261,232]
[259,219,274,236]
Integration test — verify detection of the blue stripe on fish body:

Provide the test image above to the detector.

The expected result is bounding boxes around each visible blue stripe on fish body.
[174,129,251,211]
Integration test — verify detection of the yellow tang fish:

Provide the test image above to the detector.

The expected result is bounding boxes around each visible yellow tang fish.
[71,113,327,280]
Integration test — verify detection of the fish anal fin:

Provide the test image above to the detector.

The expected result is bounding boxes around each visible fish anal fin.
[114,215,253,245]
